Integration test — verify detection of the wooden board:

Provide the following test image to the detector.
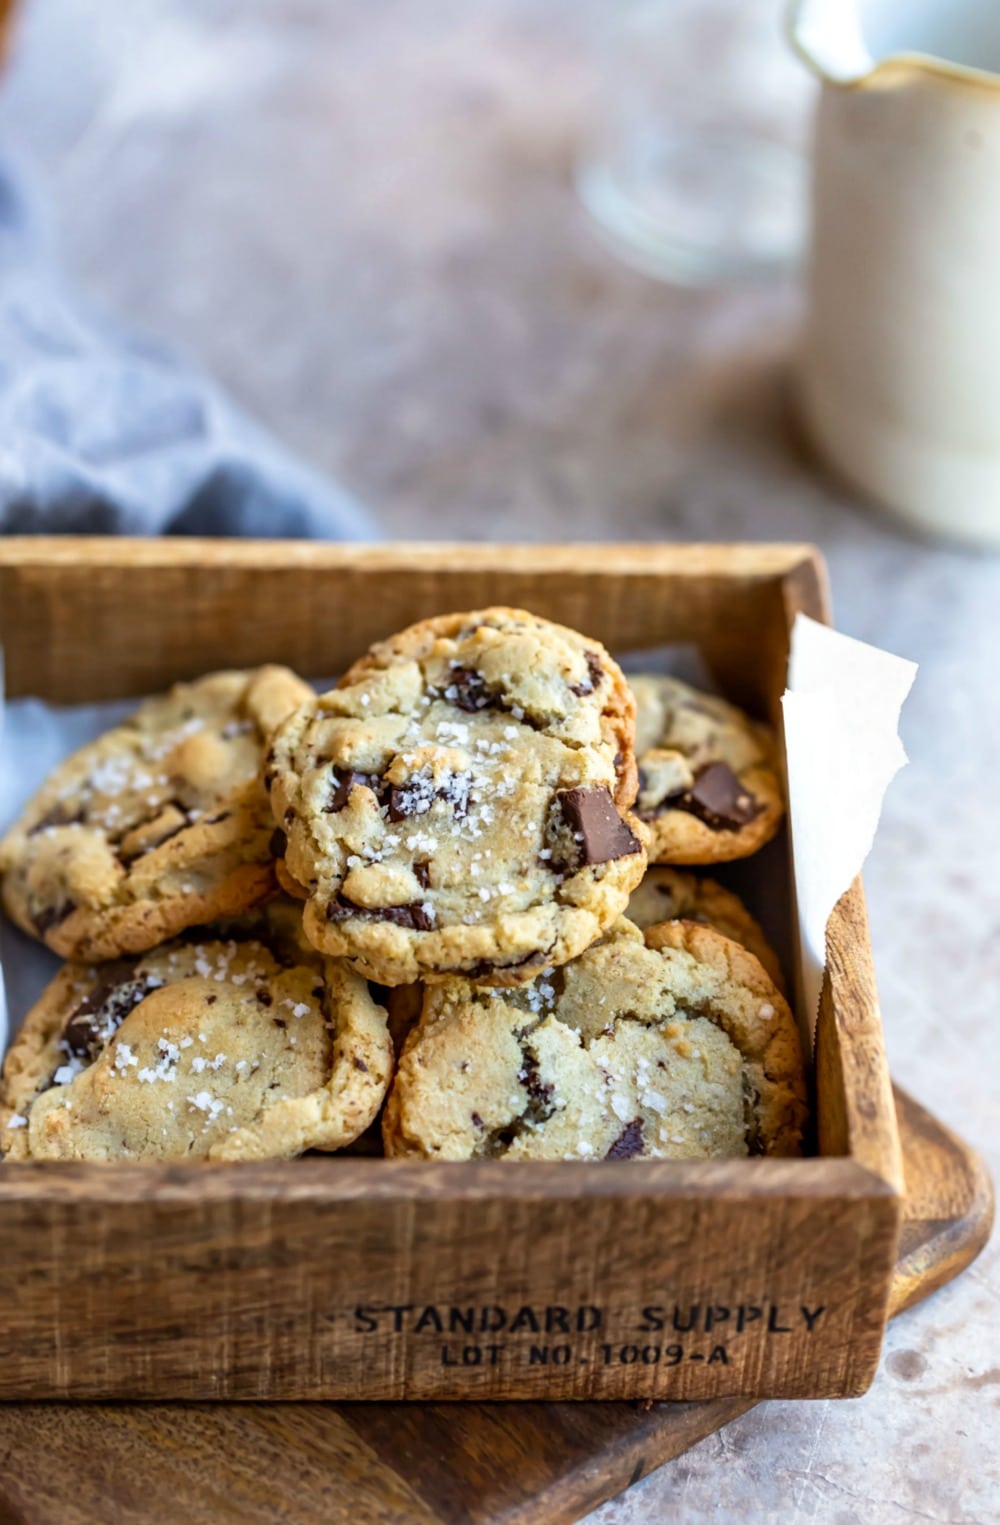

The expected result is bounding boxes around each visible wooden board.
[0,1085,990,1525]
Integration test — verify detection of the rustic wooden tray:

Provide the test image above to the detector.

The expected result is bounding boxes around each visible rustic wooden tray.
[0,540,902,1402]
[0,1086,990,1525]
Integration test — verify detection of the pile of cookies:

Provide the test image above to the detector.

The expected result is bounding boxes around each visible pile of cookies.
[0,608,806,1163]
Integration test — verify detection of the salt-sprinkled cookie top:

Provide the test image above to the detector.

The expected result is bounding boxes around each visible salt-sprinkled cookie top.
[629,675,785,865]
[383,917,806,1161]
[0,897,392,1162]
[267,609,646,986]
[0,667,313,960]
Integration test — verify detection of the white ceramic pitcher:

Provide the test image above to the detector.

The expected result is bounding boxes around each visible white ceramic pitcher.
[789,1,1000,547]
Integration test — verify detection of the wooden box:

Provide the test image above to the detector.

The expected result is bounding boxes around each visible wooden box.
[0,539,903,1402]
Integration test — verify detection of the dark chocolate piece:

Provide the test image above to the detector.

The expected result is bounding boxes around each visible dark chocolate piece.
[326,894,433,932]
[27,804,86,837]
[62,972,148,1059]
[118,805,190,863]
[447,667,493,712]
[388,770,470,823]
[549,787,642,872]
[569,651,604,697]
[743,1075,764,1156]
[606,1118,645,1159]
[676,762,760,831]
[384,903,434,931]
[517,1048,556,1126]
[33,901,75,936]
[458,947,552,981]
[326,770,379,813]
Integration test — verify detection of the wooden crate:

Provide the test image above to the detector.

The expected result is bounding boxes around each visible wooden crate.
[0,539,903,1402]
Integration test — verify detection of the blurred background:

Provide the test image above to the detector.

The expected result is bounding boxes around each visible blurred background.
[0,3,996,1523]
[0,0,823,543]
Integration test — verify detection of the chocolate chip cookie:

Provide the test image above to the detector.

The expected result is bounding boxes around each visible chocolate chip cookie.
[628,865,785,991]
[267,609,646,986]
[382,917,806,1160]
[0,897,392,1162]
[631,675,784,864]
[0,667,313,961]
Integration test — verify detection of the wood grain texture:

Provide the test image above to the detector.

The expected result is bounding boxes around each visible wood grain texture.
[0,539,821,715]
[0,540,903,1401]
[0,1155,898,1401]
[0,1087,988,1525]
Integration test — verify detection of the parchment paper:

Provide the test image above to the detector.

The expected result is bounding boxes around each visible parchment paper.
[783,613,917,1031]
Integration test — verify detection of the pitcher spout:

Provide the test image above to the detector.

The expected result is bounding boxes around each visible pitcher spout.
[787,0,1000,90]
[787,0,874,86]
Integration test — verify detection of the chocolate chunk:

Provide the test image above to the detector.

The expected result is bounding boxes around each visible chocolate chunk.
[549,787,642,872]
[388,782,428,823]
[367,982,390,1008]
[33,901,75,936]
[389,770,470,823]
[743,1075,764,1156]
[327,894,433,931]
[447,667,493,712]
[256,990,273,1007]
[606,1119,645,1160]
[352,1057,370,1073]
[676,762,760,831]
[324,894,357,923]
[471,1111,485,1131]
[458,948,551,980]
[414,861,431,889]
[268,828,287,859]
[63,972,148,1059]
[382,903,435,932]
[326,770,379,813]
[518,1048,556,1126]
[27,803,86,837]
[117,804,191,864]
[569,651,604,697]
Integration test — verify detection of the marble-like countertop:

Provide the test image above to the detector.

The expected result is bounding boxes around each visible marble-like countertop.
[1,3,996,1521]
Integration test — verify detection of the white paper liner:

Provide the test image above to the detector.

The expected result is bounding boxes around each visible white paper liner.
[783,612,917,1034]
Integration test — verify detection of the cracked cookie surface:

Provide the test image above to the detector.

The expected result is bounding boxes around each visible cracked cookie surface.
[628,865,785,991]
[268,608,646,986]
[382,917,806,1160]
[0,897,392,1161]
[0,667,313,960]
[630,675,784,864]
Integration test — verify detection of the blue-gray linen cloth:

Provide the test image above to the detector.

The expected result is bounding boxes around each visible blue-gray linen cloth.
[0,158,373,538]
